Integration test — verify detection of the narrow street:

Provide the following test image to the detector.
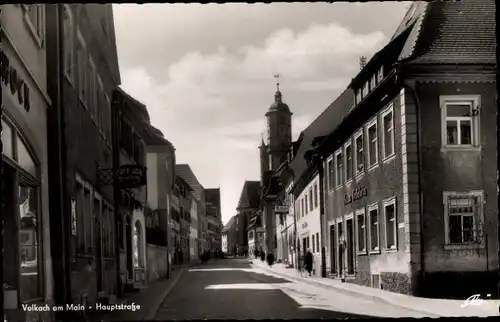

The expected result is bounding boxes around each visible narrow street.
[154,259,431,319]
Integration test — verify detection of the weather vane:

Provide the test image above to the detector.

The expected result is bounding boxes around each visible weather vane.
[274,73,281,91]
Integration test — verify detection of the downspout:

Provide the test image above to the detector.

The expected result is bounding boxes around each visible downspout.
[403,78,426,295]
[314,154,327,278]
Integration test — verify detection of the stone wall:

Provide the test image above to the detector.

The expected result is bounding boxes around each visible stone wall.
[146,244,169,283]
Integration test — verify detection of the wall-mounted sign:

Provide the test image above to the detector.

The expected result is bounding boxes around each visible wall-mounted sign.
[116,165,146,188]
[71,198,77,236]
[0,49,31,112]
[301,221,308,229]
[274,205,289,214]
[344,186,368,205]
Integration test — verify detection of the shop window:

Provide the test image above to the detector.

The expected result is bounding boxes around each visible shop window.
[17,137,37,178]
[133,221,142,267]
[368,205,380,253]
[382,105,395,159]
[1,118,14,158]
[383,198,397,250]
[354,131,364,175]
[444,191,483,246]
[356,209,367,253]
[440,95,480,149]
[19,184,42,301]
[366,119,378,169]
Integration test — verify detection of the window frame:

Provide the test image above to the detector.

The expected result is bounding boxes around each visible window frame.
[439,95,481,151]
[383,197,398,251]
[381,104,395,161]
[334,149,343,189]
[309,187,313,212]
[316,232,320,253]
[305,193,308,215]
[21,4,44,47]
[313,182,318,209]
[355,208,367,255]
[366,117,379,170]
[76,30,88,109]
[62,4,75,84]
[367,203,380,254]
[344,140,353,184]
[88,57,98,124]
[354,129,364,178]
[327,156,334,192]
[443,191,484,249]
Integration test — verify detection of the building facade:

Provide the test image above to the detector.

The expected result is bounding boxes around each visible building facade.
[235,180,260,255]
[2,4,54,322]
[222,216,238,255]
[189,190,200,261]
[143,124,176,282]
[205,188,223,252]
[173,175,193,264]
[113,87,148,292]
[44,3,121,314]
[314,0,496,298]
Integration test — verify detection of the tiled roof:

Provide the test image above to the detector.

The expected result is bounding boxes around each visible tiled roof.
[175,164,204,201]
[236,181,260,209]
[404,0,496,64]
[288,88,354,178]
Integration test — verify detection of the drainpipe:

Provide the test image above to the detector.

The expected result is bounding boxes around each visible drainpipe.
[402,78,425,296]
[313,154,327,278]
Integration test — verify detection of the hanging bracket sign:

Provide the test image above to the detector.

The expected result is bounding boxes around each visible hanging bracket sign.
[116,165,147,189]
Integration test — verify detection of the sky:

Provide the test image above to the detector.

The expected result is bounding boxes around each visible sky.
[113,2,412,225]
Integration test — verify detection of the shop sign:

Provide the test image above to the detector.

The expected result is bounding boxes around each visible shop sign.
[301,221,308,229]
[0,49,31,112]
[344,186,368,205]
[116,165,146,188]
[274,205,289,214]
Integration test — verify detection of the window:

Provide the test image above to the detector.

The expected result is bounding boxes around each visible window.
[354,131,364,175]
[367,120,378,168]
[335,150,343,187]
[97,77,105,135]
[17,137,37,177]
[345,143,353,182]
[444,191,483,245]
[301,198,305,218]
[63,5,74,82]
[305,195,308,214]
[133,221,142,267]
[75,176,94,254]
[368,206,380,252]
[313,183,318,209]
[309,188,313,211]
[355,90,361,104]
[19,184,42,300]
[312,234,315,252]
[362,82,369,98]
[377,67,384,82]
[440,95,480,147]
[22,5,44,45]
[327,158,334,191]
[382,106,395,159]
[316,232,319,252]
[356,209,366,253]
[105,95,112,145]
[384,198,397,249]
[370,74,377,90]
[295,201,300,218]
[76,32,87,106]
[88,58,97,121]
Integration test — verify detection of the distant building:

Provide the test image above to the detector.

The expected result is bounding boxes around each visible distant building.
[222,216,238,255]
[173,175,194,264]
[235,181,260,254]
[205,188,223,252]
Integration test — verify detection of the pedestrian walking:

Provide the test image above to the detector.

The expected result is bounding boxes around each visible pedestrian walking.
[305,249,313,277]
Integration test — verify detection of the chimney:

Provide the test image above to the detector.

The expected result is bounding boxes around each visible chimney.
[359,56,367,70]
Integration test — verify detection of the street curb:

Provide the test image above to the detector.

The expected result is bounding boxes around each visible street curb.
[146,268,185,321]
[250,263,443,318]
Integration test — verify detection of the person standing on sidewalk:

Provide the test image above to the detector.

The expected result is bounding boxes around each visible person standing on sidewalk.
[305,249,313,277]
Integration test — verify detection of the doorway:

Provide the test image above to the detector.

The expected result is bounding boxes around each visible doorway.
[329,225,336,275]
[337,221,343,277]
[346,218,355,275]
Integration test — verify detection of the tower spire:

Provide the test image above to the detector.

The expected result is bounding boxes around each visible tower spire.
[260,133,265,146]
[273,73,282,102]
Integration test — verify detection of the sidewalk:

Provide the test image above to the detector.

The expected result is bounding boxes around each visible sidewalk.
[82,263,194,321]
[250,259,500,317]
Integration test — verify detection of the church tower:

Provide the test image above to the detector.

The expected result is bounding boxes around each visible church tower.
[265,75,292,171]
[259,134,269,182]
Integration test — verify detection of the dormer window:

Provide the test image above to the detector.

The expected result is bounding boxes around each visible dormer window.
[370,75,377,90]
[362,82,369,98]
